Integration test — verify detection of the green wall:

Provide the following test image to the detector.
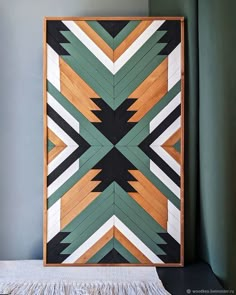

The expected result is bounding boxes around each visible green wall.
[198,0,236,290]
[150,0,236,290]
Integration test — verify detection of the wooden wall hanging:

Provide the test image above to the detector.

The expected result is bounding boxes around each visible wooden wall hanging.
[43,17,184,266]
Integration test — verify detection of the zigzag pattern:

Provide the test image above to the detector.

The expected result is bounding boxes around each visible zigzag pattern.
[45,19,183,265]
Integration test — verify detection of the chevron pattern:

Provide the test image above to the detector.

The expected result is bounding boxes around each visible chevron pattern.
[44,18,183,265]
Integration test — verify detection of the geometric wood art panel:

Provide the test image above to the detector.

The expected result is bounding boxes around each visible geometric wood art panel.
[43,17,184,266]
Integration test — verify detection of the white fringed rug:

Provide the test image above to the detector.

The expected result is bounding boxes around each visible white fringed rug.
[0,260,169,295]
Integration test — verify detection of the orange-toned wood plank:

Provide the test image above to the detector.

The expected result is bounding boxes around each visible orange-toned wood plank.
[128,65,168,122]
[75,228,113,263]
[61,192,101,230]
[61,79,101,122]
[128,181,167,224]
[60,57,99,98]
[75,21,113,60]
[43,17,47,266]
[114,227,151,263]
[162,146,181,165]
[129,170,167,206]
[48,146,66,163]
[45,17,184,21]
[128,68,167,112]
[61,180,101,219]
[134,73,167,110]
[129,58,168,99]
[162,128,181,147]
[60,71,101,110]
[128,192,167,230]
[60,62,100,109]
[48,128,66,147]
[60,58,101,122]
[61,180,101,218]
[114,21,153,61]
[128,83,167,122]
[61,169,101,205]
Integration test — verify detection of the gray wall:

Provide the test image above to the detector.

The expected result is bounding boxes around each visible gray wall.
[0,0,148,260]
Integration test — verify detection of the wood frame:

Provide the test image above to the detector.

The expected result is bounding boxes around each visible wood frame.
[43,16,185,267]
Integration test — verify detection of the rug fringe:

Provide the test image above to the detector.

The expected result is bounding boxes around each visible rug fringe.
[0,280,169,295]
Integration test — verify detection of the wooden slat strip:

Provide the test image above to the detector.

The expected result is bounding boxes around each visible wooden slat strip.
[114,227,151,263]
[45,17,184,21]
[129,58,168,99]
[61,191,101,230]
[128,192,167,230]
[48,146,66,164]
[60,58,101,122]
[60,57,99,98]
[128,181,167,218]
[61,169,101,210]
[60,71,100,110]
[113,21,153,62]
[60,80,101,122]
[162,128,181,147]
[127,66,168,122]
[75,228,113,263]
[162,146,181,165]
[48,128,66,146]
[128,68,168,111]
[75,21,113,61]
[128,84,167,122]
[61,180,101,219]
[129,170,167,206]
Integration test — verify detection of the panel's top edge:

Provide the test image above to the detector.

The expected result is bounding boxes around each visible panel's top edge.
[44,16,184,21]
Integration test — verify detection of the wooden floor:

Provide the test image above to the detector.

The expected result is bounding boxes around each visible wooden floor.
[156,262,224,295]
